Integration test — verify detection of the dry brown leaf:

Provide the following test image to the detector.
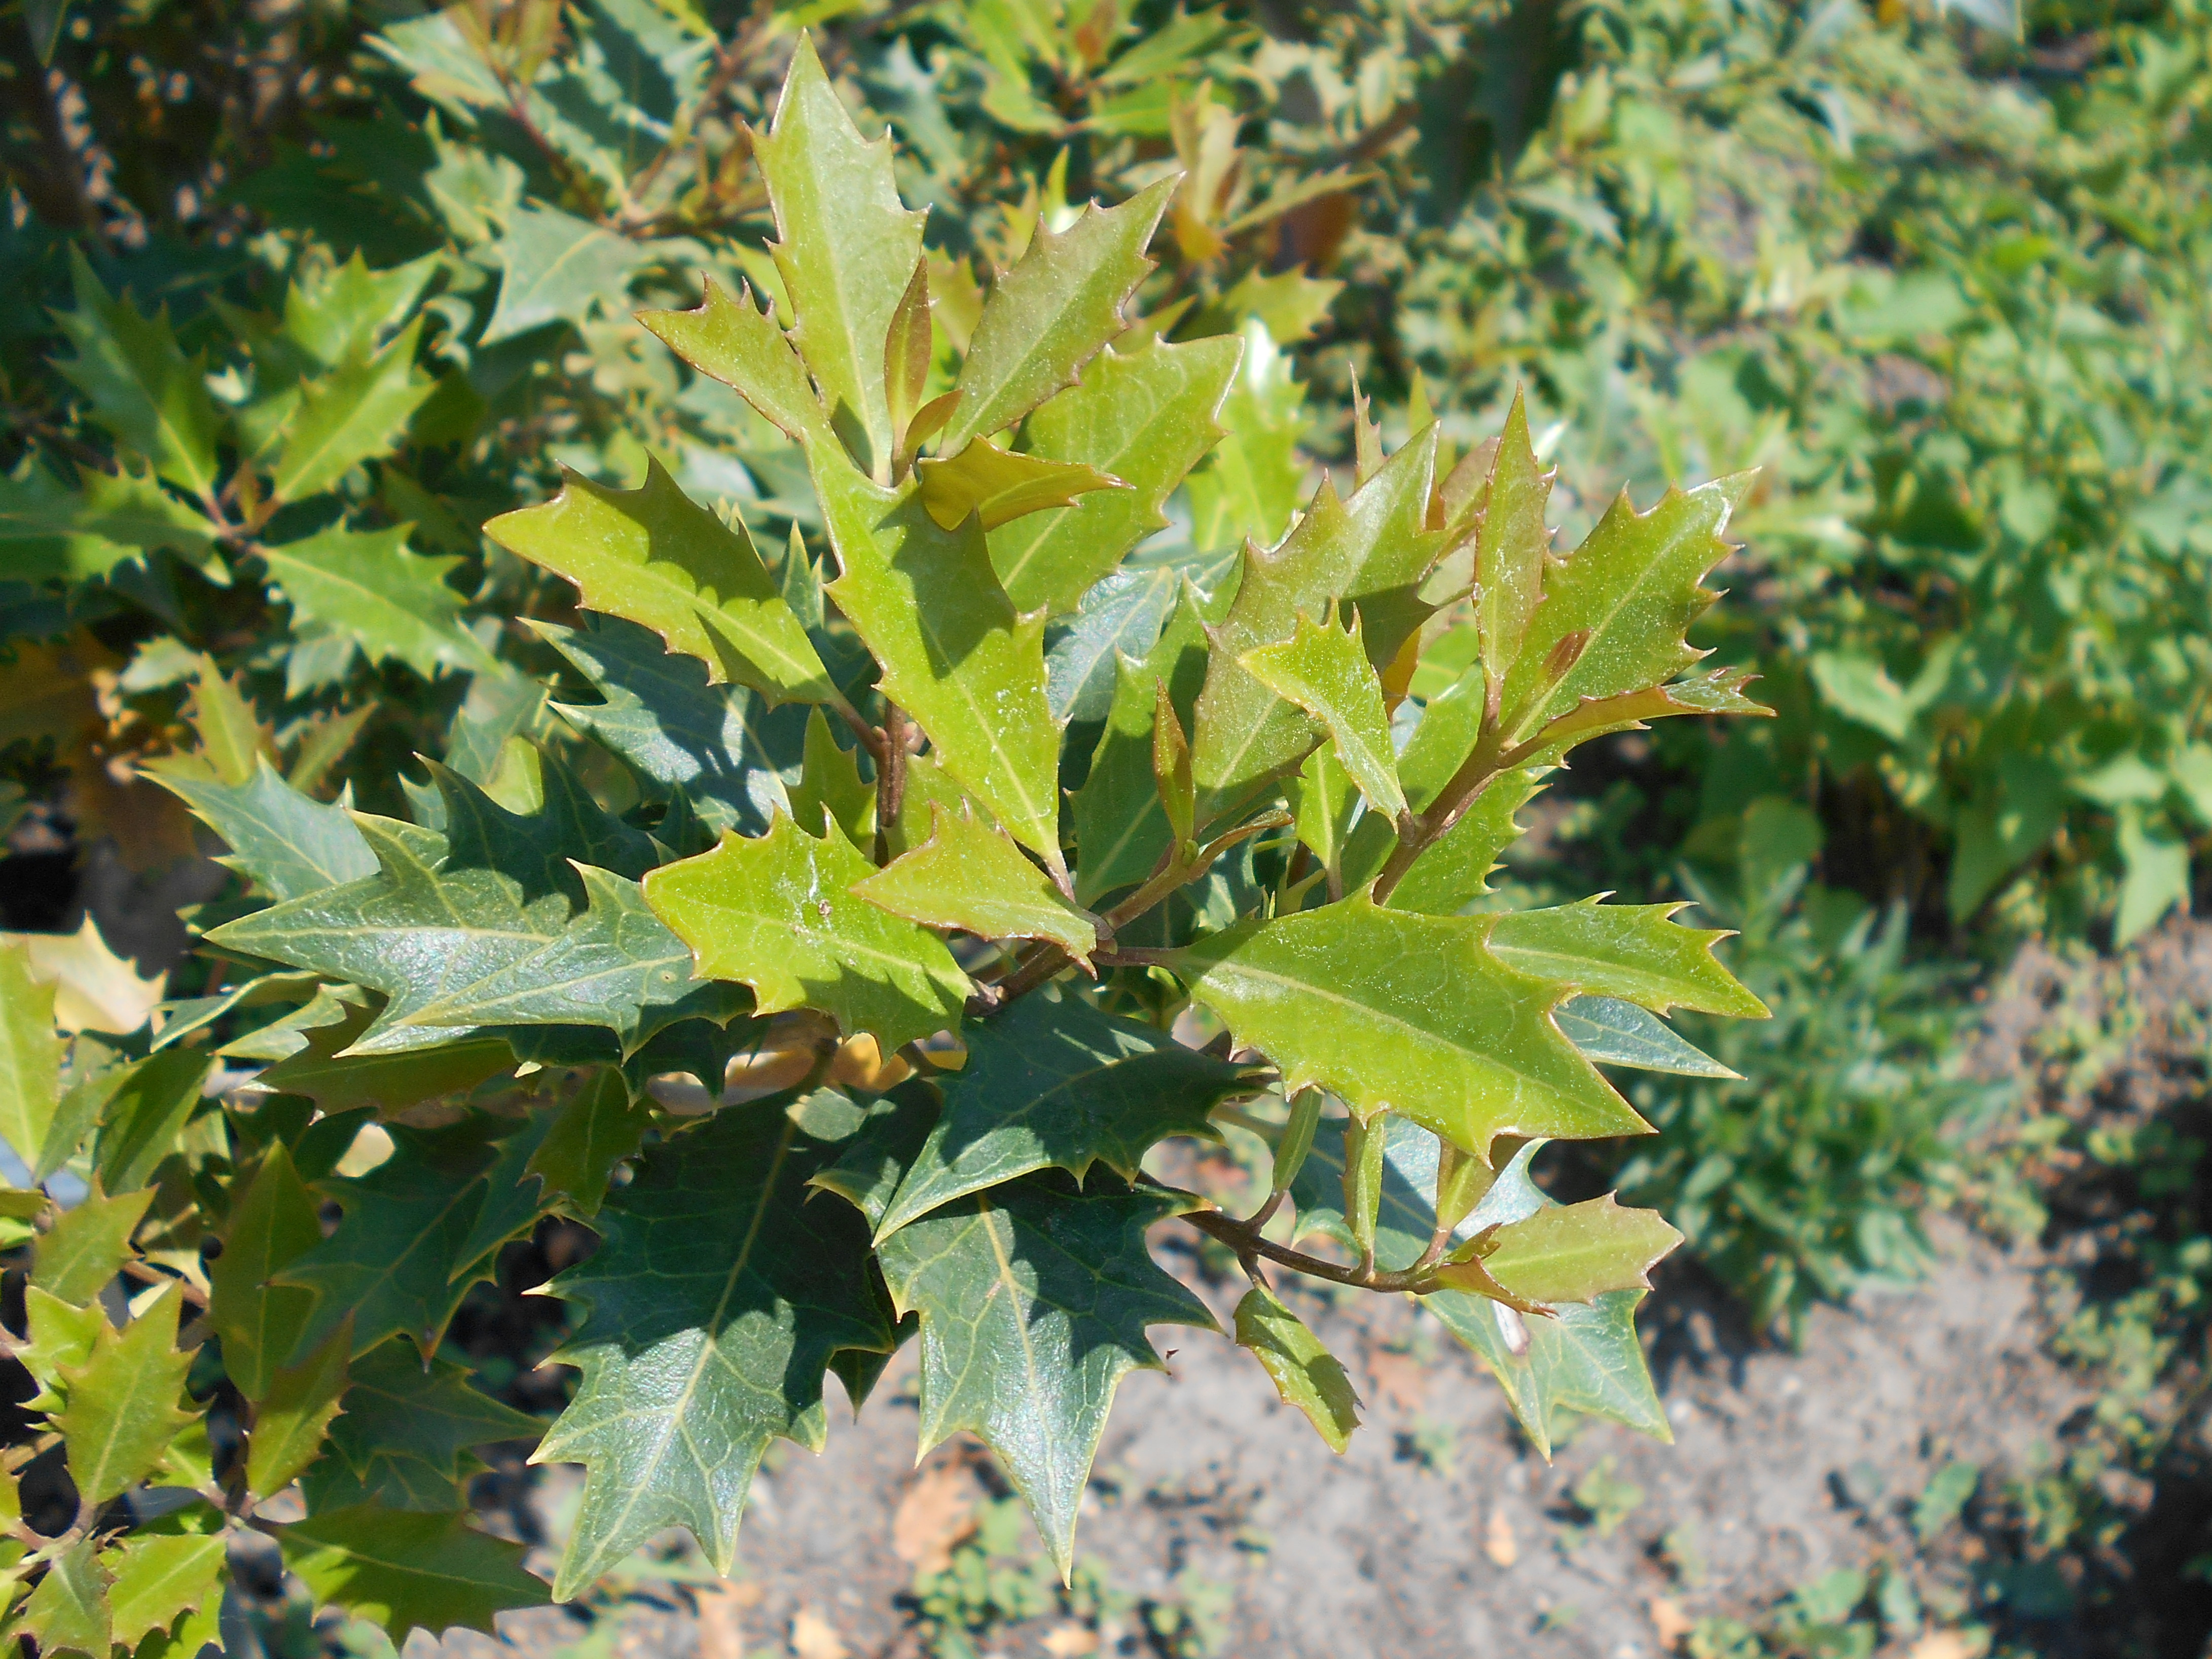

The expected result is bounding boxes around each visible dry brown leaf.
[695,1580,761,1659]
[1483,1509,1517,1569]
[1649,1596,1692,1649]
[829,1032,912,1092]
[1041,1627,1100,1657]
[1909,1631,1989,1659]
[893,1461,980,1576]
[7,917,166,1033]
[1365,1345,1428,1411]
[789,1606,847,1659]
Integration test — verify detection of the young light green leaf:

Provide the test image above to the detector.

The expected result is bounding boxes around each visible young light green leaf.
[277,1506,549,1642]
[1234,1285,1361,1454]
[988,335,1240,616]
[56,1280,197,1502]
[876,1177,1216,1579]
[916,439,1126,533]
[248,1320,352,1497]
[1485,899,1768,1018]
[485,460,835,704]
[18,1287,102,1412]
[1475,1195,1682,1307]
[872,989,1257,1239]
[1153,679,1195,850]
[270,317,437,501]
[1556,996,1735,1078]
[645,812,968,1052]
[936,175,1177,456]
[0,460,221,584]
[1175,890,1649,1159]
[1240,607,1407,820]
[155,756,380,903]
[537,1102,894,1596]
[1474,390,1554,698]
[103,1533,225,1650]
[1500,473,1754,743]
[92,1050,209,1195]
[1189,424,1442,825]
[1517,665,1769,756]
[53,250,221,497]
[304,1340,541,1514]
[637,277,838,451]
[884,256,933,468]
[480,206,648,344]
[1285,742,1359,891]
[31,1186,154,1308]
[0,940,61,1172]
[788,706,874,846]
[20,1537,111,1659]
[853,804,1097,964]
[812,448,1063,863]
[259,525,497,682]
[208,1141,325,1401]
[753,35,927,477]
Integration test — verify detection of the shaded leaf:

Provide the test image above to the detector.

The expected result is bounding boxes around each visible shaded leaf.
[481,207,648,344]
[208,1141,325,1400]
[20,1538,111,1659]
[645,813,967,1052]
[271,318,437,501]
[53,252,220,497]
[277,1506,549,1642]
[56,1281,197,1502]
[92,1050,210,1196]
[526,1067,652,1217]
[248,1320,352,1497]
[154,757,379,903]
[304,1340,539,1514]
[259,525,496,682]
[1555,996,1734,1078]
[877,1176,1215,1578]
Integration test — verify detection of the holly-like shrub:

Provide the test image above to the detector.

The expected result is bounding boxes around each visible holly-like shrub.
[0,38,1769,1645]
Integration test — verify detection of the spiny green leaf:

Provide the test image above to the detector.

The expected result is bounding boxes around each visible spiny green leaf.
[258,525,497,682]
[788,706,874,846]
[638,277,838,450]
[480,206,648,345]
[277,1505,549,1643]
[753,35,926,477]
[283,250,440,369]
[1500,473,1753,743]
[103,1533,225,1650]
[1519,665,1769,755]
[873,989,1255,1239]
[813,447,1063,864]
[533,616,806,838]
[1073,580,1213,906]
[275,1120,503,1361]
[1473,391,1553,699]
[1184,320,1310,557]
[1555,996,1734,1078]
[876,1176,1215,1579]
[53,250,221,497]
[91,1050,209,1196]
[1176,890,1648,1159]
[304,1339,540,1514]
[989,335,1240,616]
[1432,1288,1669,1459]
[917,439,1126,533]
[1239,607,1406,820]
[526,1068,652,1218]
[20,1538,111,1659]
[1234,1285,1361,1454]
[1484,899,1768,1018]
[271,317,437,502]
[18,1286,103,1412]
[1285,742,1359,887]
[1189,424,1442,825]
[537,1102,894,1595]
[937,175,1176,456]
[0,460,220,584]
[154,756,379,903]
[805,1085,938,1233]
[485,461,834,704]
[448,1110,562,1275]
[645,813,967,1052]
[1476,1195,1682,1308]
[0,940,61,1173]
[853,804,1098,963]
[31,1186,154,1308]
[208,1141,324,1400]
[248,1321,352,1498]
[56,1280,197,1502]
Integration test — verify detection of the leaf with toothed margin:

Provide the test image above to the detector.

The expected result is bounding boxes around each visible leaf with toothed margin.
[870,988,1261,1240]
[645,813,969,1053]
[638,277,838,451]
[1188,424,1444,827]
[1555,996,1735,1078]
[1484,898,1768,1019]
[534,1101,894,1597]
[810,442,1063,865]
[1239,607,1406,820]
[1475,1195,1682,1308]
[852,804,1098,965]
[532,616,806,838]
[276,1506,548,1645]
[751,35,925,478]
[302,1339,541,1514]
[206,761,711,1054]
[1473,390,1554,698]
[1174,889,1649,1159]
[875,1173,1215,1580]
[990,335,1241,617]
[484,460,833,704]
[1234,1285,1361,1453]
[936,176,1177,458]
[151,758,377,903]
[53,1281,197,1503]
[916,439,1125,533]
[1499,471,1755,744]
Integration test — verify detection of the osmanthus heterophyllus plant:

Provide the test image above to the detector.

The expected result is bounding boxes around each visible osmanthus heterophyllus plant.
[0,35,1768,1649]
